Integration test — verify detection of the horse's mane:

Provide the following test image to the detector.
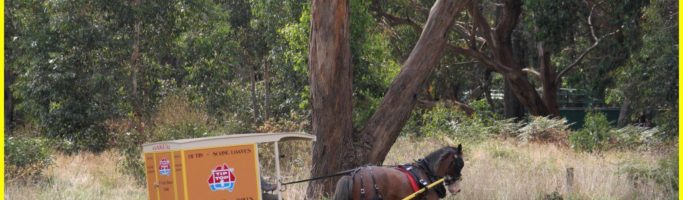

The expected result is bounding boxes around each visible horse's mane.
[421,146,458,174]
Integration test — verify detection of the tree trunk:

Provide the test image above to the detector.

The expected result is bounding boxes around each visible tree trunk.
[306,0,354,198]
[5,68,13,135]
[130,0,145,133]
[618,97,631,126]
[264,59,270,121]
[482,70,497,112]
[503,79,525,119]
[506,73,550,116]
[358,0,469,165]
[306,0,468,198]
[496,24,528,121]
[538,43,561,116]
[250,61,258,123]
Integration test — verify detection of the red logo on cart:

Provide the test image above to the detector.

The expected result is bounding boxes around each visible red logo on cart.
[208,163,236,192]
[159,158,171,176]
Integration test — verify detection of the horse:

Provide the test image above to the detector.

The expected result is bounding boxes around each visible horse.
[334,145,465,200]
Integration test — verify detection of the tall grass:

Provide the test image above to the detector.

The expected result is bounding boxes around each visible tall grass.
[5,151,146,200]
[260,136,676,200]
[6,137,675,199]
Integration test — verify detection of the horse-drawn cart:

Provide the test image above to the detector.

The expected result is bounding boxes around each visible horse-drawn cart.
[142,132,315,200]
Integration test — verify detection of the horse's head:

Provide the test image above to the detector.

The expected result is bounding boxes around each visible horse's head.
[431,144,464,195]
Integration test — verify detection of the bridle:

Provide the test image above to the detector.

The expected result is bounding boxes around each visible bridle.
[443,153,463,186]
[444,174,461,185]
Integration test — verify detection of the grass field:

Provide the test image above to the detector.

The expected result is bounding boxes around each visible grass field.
[5,136,676,200]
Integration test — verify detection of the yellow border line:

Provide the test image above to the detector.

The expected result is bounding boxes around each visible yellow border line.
[678,1,682,198]
[143,153,154,200]
[254,143,262,200]
[182,150,190,200]
[153,153,161,200]
[170,152,179,200]
[1,0,6,195]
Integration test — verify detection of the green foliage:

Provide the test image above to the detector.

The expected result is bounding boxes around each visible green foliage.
[612,0,678,137]
[117,130,147,185]
[405,103,494,142]
[524,0,584,51]
[569,111,612,152]
[277,4,312,113]
[5,137,53,181]
[419,104,467,137]
[8,0,130,152]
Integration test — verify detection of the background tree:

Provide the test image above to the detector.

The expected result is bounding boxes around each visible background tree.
[306,0,468,196]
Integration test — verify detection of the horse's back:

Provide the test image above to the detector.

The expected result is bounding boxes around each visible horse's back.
[335,166,415,200]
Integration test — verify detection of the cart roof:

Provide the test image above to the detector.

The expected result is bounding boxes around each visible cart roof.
[142,132,315,153]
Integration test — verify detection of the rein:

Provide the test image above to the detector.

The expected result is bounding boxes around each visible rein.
[280,168,358,186]
[279,165,394,186]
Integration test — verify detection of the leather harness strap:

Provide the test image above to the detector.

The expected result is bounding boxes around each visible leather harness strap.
[369,168,383,200]
[396,166,421,192]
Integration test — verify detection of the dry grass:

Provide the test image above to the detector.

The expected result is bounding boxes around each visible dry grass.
[5,151,146,200]
[5,137,675,200]
[387,137,675,200]
[274,136,675,200]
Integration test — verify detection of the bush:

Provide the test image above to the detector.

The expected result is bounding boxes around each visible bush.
[569,112,612,152]
[117,130,147,184]
[612,125,664,150]
[419,103,466,137]
[517,116,570,145]
[5,136,53,181]
[405,103,495,142]
[116,94,224,184]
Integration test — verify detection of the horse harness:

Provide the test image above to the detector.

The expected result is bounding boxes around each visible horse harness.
[350,159,452,200]
[352,167,384,200]
[395,160,447,199]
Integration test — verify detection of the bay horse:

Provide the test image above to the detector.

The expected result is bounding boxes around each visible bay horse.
[334,145,464,200]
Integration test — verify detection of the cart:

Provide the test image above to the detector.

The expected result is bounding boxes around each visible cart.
[142,132,316,200]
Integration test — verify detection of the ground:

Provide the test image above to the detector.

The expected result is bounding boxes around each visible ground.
[5,136,675,200]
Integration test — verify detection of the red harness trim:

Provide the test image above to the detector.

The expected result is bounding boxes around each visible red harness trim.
[397,167,420,192]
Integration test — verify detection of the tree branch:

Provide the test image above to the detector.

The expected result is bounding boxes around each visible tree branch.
[361,0,471,164]
[448,44,514,73]
[371,0,423,32]
[522,68,541,78]
[494,0,522,43]
[467,1,496,50]
[555,6,618,82]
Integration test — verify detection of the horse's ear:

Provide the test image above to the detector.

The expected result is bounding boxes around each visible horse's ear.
[456,144,463,156]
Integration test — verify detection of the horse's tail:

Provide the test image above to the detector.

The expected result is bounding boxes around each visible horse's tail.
[333,175,354,200]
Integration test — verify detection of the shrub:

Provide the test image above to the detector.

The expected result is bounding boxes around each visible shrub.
[569,112,612,152]
[518,116,570,145]
[116,94,223,184]
[5,136,53,181]
[419,103,466,137]
[416,103,494,142]
[403,103,525,142]
[490,118,524,137]
[117,130,147,184]
[612,125,664,150]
